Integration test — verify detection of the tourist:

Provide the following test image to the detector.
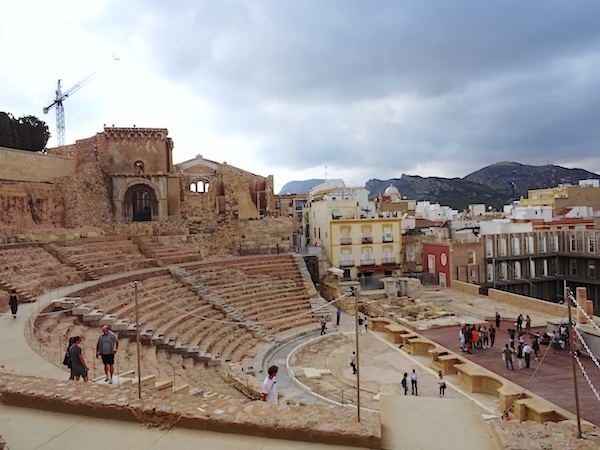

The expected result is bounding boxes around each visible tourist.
[489,324,496,348]
[350,352,357,374]
[471,327,479,350]
[552,330,561,354]
[336,308,341,326]
[364,319,368,333]
[459,327,466,351]
[516,343,524,369]
[525,315,531,334]
[69,336,89,382]
[410,369,419,395]
[401,372,408,395]
[437,371,447,397]
[532,332,540,360]
[320,316,327,335]
[518,332,525,346]
[96,325,119,384]
[503,344,514,370]
[464,325,472,353]
[64,336,76,380]
[358,317,364,333]
[482,325,489,349]
[262,365,278,403]
[9,289,18,318]
[508,329,516,349]
[495,311,501,329]
[523,342,533,368]
[516,314,524,333]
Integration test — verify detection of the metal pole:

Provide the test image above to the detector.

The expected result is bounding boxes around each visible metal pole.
[354,287,361,422]
[134,281,142,399]
[565,283,582,438]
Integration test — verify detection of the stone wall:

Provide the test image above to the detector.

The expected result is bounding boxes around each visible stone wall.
[0,371,381,448]
[0,146,76,182]
[0,181,67,236]
[451,280,482,296]
[488,288,567,316]
[239,217,293,255]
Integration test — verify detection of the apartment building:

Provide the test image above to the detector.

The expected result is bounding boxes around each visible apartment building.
[480,221,600,313]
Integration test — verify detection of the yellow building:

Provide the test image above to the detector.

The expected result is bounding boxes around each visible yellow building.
[520,181,600,214]
[306,199,402,283]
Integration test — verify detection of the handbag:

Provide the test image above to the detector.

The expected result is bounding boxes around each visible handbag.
[63,351,70,366]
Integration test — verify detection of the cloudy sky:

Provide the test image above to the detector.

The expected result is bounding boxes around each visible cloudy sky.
[2,1,600,192]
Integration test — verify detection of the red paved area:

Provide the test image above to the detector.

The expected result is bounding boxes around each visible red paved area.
[420,320,600,426]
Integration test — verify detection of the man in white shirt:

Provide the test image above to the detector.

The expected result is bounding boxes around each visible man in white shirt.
[410,369,419,395]
[523,343,533,369]
[262,365,279,404]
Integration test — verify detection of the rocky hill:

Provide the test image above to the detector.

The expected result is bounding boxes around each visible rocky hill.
[368,162,599,211]
[280,162,600,211]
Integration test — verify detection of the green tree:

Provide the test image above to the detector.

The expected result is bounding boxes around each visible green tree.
[0,112,14,148]
[0,112,50,151]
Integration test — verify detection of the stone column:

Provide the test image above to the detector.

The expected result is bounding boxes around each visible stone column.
[576,287,588,324]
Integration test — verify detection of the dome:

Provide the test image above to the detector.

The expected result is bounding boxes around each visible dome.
[384,184,399,195]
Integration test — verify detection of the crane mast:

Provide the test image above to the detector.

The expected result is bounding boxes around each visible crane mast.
[43,56,118,147]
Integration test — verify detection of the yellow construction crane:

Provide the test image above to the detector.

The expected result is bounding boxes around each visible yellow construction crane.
[43,56,119,146]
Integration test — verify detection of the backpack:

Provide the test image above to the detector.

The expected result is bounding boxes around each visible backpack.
[62,350,71,366]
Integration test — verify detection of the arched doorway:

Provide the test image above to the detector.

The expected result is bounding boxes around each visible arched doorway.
[123,184,157,221]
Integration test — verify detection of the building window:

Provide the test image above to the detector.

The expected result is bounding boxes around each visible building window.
[588,261,596,278]
[499,238,507,256]
[487,263,493,282]
[529,259,536,278]
[486,239,493,257]
[589,236,598,253]
[539,236,547,253]
[499,262,508,280]
[514,261,521,279]
[570,235,577,252]
[428,255,435,274]
[527,236,535,254]
[570,260,577,276]
[542,260,548,276]
[512,237,520,256]
[468,250,476,265]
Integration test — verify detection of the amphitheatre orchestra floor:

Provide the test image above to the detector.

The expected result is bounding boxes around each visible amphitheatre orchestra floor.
[1,273,599,449]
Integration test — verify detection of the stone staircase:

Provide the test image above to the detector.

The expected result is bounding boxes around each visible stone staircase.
[0,280,35,303]
[44,243,100,280]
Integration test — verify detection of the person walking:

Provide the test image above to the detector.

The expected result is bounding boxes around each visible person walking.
[503,344,514,370]
[525,315,531,334]
[336,308,341,326]
[401,373,409,395]
[350,351,357,374]
[69,336,89,382]
[410,369,419,395]
[532,332,540,360]
[320,316,327,335]
[495,311,501,329]
[96,325,119,384]
[262,365,279,403]
[9,289,18,318]
[437,372,447,397]
[516,314,524,333]
[523,342,533,369]
[489,324,496,348]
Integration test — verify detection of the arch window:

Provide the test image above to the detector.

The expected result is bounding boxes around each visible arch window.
[189,180,210,193]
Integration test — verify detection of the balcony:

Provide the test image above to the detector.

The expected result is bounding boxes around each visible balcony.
[362,237,373,244]
[360,258,376,266]
[382,257,396,264]
[340,260,355,267]
[382,235,394,242]
[340,238,352,245]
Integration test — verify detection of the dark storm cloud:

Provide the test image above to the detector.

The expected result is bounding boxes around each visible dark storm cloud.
[90,0,600,180]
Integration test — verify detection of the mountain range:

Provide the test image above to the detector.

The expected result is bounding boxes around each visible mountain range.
[278,162,600,211]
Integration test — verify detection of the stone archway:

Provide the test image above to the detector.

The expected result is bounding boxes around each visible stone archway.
[123,184,158,222]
